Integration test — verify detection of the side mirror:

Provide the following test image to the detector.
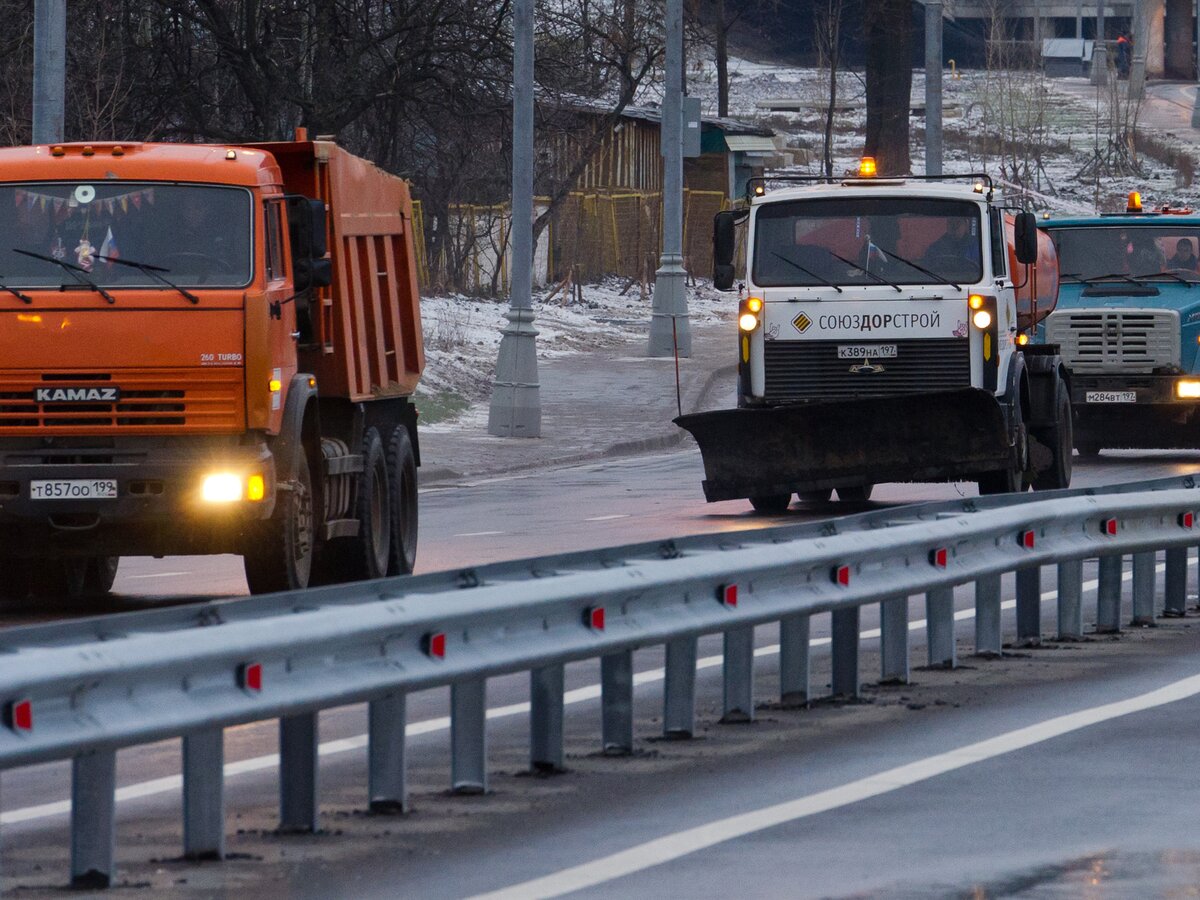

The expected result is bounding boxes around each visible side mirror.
[285,195,330,292]
[310,257,332,288]
[713,211,737,290]
[1014,211,1038,265]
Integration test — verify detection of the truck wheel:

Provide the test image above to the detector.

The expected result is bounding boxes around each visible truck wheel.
[387,426,418,575]
[798,489,833,504]
[978,395,1029,495]
[23,556,116,606]
[319,427,393,583]
[1032,380,1073,491]
[243,451,315,594]
[837,484,874,502]
[1075,440,1102,460]
[0,558,31,603]
[749,494,791,514]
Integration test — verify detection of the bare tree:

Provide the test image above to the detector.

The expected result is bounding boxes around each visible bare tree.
[813,0,845,177]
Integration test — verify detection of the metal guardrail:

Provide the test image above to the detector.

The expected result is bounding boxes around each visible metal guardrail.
[3,474,1200,887]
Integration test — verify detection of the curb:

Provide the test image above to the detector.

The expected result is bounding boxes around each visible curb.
[419,360,737,487]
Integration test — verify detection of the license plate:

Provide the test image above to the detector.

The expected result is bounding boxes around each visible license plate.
[29,479,118,500]
[837,344,898,359]
[1085,391,1136,404]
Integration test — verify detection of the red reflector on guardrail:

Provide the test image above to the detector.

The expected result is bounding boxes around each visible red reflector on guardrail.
[586,606,605,630]
[930,547,948,568]
[423,632,446,659]
[1019,530,1035,549]
[238,662,263,693]
[720,584,738,607]
[832,565,850,587]
[1102,518,1118,536]
[6,699,32,732]
[1181,512,1195,529]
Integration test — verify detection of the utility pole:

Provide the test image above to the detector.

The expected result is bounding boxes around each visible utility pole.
[487,0,542,437]
[1192,0,1200,126]
[32,0,66,143]
[924,0,943,176]
[1130,0,1148,99]
[648,0,692,358]
[1092,1,1108,86]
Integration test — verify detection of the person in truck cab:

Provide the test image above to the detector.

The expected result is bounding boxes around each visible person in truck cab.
[922,217,980,266]
[1127,232,1165,275]
[1168,238,1199,272]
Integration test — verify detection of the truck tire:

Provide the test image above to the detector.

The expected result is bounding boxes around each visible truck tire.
[837,484,874,502]
[1031,380,1073,491]
[798,489,833,504]
[749,494,791,514]
[318,427,392,583]
[243,451,315,594]
[978,398,1028,495]
[0,558,31,603]
[387,426,418,575]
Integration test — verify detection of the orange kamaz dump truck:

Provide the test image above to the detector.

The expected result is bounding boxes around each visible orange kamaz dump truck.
[0,135,424,598]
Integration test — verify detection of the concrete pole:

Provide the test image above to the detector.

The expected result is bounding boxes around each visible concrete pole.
[1130,0,1148,98]
[648,0,692,358]
[1093,2,1109,85]
[32,0,66,143]
[925,1,943,176]
[487,0,542,437]
[1193,0,1200,126]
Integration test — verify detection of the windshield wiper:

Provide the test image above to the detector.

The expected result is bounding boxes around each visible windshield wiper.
[0,276,32,304]
[1083,272,1141,286]
[770,251,842,293]
[95,254,199,304]
[822,248,902,293]
[12,248,116,304]
[877,248,962,290]
[1132,271,1195,287]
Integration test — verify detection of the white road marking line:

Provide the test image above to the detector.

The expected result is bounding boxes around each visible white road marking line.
[123,572,190,580]
[583,514,630,522]
[473,669,1200,900]
[0,563,1143,828]
[454,531,506,538]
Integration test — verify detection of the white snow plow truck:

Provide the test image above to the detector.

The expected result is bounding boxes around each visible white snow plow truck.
[676,164,1072,512]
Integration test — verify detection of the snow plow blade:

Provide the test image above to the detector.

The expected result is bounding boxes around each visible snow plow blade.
[675,389,1013,502]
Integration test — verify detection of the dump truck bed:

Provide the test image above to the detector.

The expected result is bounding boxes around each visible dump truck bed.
[252,140,425,402]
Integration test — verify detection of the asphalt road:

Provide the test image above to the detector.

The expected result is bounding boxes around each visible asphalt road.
[4,445,1200,895]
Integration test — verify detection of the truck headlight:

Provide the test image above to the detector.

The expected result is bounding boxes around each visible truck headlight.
[201,473,243,503]
[972,310,992,329]
[738,313,759,332]
[1177,380,1200,398]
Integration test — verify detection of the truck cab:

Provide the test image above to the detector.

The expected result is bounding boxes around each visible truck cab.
[677,166,1073,511]
[1038,202,1200,455]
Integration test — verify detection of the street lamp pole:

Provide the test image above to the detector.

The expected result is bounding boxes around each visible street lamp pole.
[32,0,65,143]
[647,0,692,358]
[487,0,542,437]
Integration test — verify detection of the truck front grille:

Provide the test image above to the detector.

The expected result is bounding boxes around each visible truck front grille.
[763,338,970,401]
[0,370,244,434]
[1044,308,1179,374]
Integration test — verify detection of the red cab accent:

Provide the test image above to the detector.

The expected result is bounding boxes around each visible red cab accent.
[832,565,851,587]
[7,698,31,732]
[587,606,606,630]
[239,662,263,693]
[720,584,738,607]
[1102,518,1118,536]
[424,632,446,659]
[930,547,948,568]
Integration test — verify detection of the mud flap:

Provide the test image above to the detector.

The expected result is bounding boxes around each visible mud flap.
[675,389,1014,502]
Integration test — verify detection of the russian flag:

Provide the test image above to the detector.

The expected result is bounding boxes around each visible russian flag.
[99,227,120,263]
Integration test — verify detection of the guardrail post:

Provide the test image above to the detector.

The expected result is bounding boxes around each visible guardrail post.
[925,586,956,668]
[601,651,634,754]
[530,665,565,771]
[1057,559,1084,640]
[71,749,116,888]
[369,693,408,812]
[1131,550,1156,626]
[1165,547,1187,617]
[779,614,810,707]
[830,607,859,697]
[1015,565,1041,646]
[1097,554,1123,633]
[182,728,225,859]
[880,596,909,682]
[279,713,319,832]
[663,636,697,737]
[974,574,1002,656]
[451,679,488,793]
[722,626,755,722]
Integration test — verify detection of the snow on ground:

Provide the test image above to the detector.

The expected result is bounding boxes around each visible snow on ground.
[421,55,1200,427]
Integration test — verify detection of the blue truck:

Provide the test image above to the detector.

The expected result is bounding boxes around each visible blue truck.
[1038,201,1200,456]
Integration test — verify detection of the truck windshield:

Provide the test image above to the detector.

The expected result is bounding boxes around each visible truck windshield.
[0,183,252,289]
[752,197,983,288]
[1048,225,1200,280]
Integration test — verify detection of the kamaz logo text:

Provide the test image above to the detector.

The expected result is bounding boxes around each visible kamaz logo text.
[34,387,121,403]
